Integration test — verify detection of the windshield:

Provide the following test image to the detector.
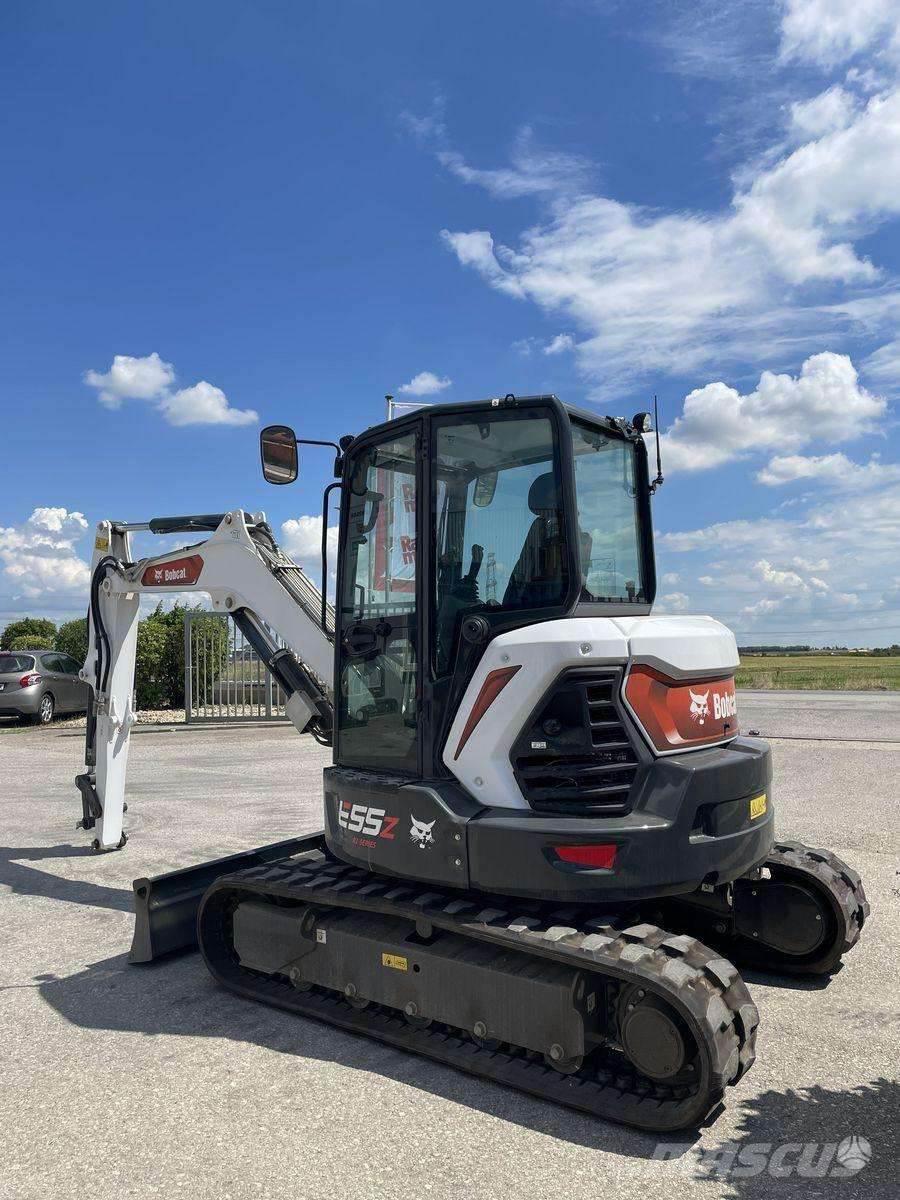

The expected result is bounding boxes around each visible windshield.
[0,654,35,674]
[433,411,568,674]
[571,418,647,603]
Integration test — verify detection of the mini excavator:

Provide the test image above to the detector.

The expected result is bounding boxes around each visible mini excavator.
[74,394,868,1131]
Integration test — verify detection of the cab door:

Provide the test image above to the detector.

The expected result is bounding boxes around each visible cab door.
[335,427,420,775]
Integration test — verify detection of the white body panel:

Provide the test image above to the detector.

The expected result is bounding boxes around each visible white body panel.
[613,614,738,678]
[444,615,739,810]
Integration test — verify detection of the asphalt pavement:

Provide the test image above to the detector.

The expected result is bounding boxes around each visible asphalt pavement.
[0,694,897,1199]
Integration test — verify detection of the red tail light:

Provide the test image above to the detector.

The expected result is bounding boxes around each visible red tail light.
[554,843,617,869]
[19,672,42,688]
[454,664,521,759]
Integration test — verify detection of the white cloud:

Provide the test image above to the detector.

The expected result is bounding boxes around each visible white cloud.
[656,591,690,612]
[863,336,900,387]
[397,371,452,397]
[661,571,681,585]
[158,381,258,427]
[779,0,900,69]
[280,515,340,601]
[436,127,591,199]
[756,558,829,592]
[757,451,900,488]
[661,352,884,471]
[84,352,257,427]
[84,352,174,409]
[436,81,900,390]
[0,508,90,603]
[543,333,575,356]
[659,480,900,640]
[789,86,859,139]
[280,516,339,572]
[402,105,591,200]
[733,90,900,287]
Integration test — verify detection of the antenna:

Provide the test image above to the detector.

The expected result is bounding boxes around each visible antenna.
[651,394,664,494]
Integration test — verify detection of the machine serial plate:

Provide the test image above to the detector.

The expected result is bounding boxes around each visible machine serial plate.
[382,952,408,971]
[749,793,768,820]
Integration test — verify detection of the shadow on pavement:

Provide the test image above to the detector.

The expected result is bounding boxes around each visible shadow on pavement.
[0,843,133,912]
[688,1077,898,1197]
[12,842,890,1169]
[35,945,697,1158]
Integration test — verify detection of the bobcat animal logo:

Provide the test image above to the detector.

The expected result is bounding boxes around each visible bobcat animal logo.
[689,690,710,725]
[409,815,435,849]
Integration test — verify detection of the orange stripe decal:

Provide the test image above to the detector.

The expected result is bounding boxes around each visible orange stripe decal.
[454,665,521,760]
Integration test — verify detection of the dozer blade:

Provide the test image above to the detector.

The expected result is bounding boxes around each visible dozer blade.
[129,834,322,963]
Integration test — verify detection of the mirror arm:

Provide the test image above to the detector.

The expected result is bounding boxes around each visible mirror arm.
[297,439,344,478]
[321,481,342,634]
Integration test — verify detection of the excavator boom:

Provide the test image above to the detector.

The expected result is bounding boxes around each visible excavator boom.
[77,508,337,852]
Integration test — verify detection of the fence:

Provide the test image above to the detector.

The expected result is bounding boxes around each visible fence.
[184,611,289,723]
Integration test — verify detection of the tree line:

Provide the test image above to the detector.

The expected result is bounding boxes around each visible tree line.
[1,605,227,709]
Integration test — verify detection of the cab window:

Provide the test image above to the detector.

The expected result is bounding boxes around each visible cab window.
[433,412,568,675]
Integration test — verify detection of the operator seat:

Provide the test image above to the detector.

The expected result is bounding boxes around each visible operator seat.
[504,472,568,607]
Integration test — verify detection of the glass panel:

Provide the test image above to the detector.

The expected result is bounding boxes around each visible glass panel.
[338,432,418,772]
[571,419,646,603]
[433,413,567,676]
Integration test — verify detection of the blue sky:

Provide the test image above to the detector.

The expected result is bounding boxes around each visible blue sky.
[2,0,900,645]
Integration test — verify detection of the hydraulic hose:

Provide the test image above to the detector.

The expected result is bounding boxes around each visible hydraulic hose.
[84,556,119,768]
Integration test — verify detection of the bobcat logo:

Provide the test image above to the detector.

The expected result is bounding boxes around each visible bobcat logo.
[689,690,710,725]
[409,816,435,849]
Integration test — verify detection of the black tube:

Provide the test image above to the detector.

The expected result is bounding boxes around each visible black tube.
[90,557,119,694]
[230,607,333,740]
[84,555,118,776]
[321,482,342,635]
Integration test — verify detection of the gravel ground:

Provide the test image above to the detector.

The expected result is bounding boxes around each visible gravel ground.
[0,693,897,1200]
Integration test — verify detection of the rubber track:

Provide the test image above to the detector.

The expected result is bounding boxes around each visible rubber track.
[761,841,870,974]
[198,838,760,1132]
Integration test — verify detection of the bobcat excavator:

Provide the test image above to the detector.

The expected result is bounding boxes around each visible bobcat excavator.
[74,394,868,1132]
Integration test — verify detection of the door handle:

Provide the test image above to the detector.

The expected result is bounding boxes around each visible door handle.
[343,624,379,658]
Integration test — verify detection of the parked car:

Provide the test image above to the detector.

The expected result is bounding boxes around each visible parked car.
[0,649,90,724]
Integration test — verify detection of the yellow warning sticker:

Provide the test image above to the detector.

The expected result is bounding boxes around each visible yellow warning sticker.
[94,536,109,551]
[382,953,408,972]
[749,793,768,820]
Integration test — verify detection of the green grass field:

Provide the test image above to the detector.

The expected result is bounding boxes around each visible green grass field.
[736,654,900,691]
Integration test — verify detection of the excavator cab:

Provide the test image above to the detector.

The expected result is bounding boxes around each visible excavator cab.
[263,395,657,782]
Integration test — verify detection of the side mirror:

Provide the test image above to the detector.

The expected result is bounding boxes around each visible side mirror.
[260,425,298,485]
[473,470,498,507]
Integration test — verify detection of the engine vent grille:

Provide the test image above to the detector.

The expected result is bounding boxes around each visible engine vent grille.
[511,669,640,815]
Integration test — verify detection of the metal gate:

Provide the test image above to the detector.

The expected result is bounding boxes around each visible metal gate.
[184,611,290,723]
